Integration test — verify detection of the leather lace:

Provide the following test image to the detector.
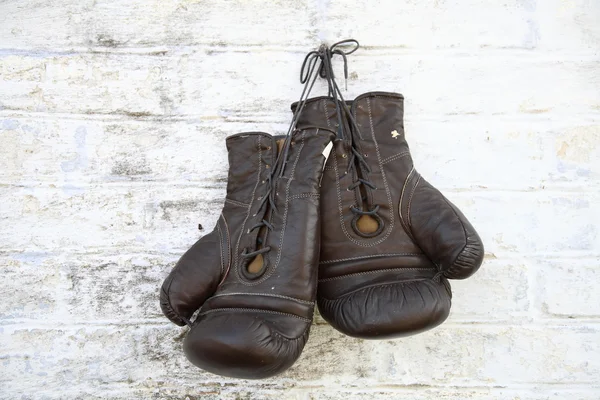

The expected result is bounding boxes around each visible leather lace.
[303,40,380,221]
[240,46,326,262]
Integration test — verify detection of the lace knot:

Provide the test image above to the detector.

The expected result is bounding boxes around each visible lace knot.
[433,270,445,282]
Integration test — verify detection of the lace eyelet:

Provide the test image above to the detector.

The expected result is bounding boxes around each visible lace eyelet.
[342,154,347,158]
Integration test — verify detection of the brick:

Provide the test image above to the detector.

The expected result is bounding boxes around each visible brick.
[0,54,181,116]
[325,0,600,52]
[2,0,598,52]
[449,259,529,321]
[0,254,176,323]
[301,388,600,400]
[1,53,598,117]
[297,325,600,386]
[2,118,598,191]
[0,0,315,50]
[1,324,598,397]
[0,187,597,257]
[0,118,232,184]
[536,259,600,318]
[0,186,223,253]
[0,326,186,392]
[11,386,600,400]
[410,120,600,191]
[455,192,600,257]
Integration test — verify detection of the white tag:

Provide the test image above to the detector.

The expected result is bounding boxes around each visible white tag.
[321,141,333,170]
[319,141,333,187]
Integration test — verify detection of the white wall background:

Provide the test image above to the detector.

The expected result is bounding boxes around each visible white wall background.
[1,0,599,399]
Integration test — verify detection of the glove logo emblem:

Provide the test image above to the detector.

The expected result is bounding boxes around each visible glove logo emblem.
[391,130,400,139]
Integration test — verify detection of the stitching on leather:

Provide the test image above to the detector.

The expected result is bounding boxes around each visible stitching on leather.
[224,198,250,208]
[322,99,333,128]
[217,214,232,286]
[398,167,415,238]
[332,134,366,246]
[367,97,394,242]
[332,149,363,245]
[289,192,320,200]
[199,308,311,322]
[447,236,474,277]
[234,135,263,283]
[332,98,394,247]
[358,94,404,101]
[399,167,414,207]
[328,100,391,247]
[324,166,335,171]
[210,292,315,305]
[271,324,311,342]
[382,151,410,164]
[216,222,224,276]
[407,175,421,229]
[276,132,305,268]
[318,267,435,282]
[440,195,469,276]
[319,279,437,302]
[222,214,231,272]
[241,132,306,286]
[319,252,423,264]
[161,277,184,324]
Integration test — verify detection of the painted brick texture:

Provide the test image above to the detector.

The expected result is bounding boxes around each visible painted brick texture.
[1,0,599,399]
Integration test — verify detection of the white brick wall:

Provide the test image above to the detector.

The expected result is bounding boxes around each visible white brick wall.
[1,0,599,398]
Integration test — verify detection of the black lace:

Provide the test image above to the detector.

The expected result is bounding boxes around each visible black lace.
[303,39,380,220]
[240,45,326,262]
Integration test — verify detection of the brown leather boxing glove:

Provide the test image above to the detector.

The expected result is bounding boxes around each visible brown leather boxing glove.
[292,91,484,339]
[160,128,335,378]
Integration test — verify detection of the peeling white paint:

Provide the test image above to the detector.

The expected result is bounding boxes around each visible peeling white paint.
[1,0,600,399]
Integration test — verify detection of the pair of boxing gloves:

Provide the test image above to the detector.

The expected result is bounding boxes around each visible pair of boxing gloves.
[159,91,484,379]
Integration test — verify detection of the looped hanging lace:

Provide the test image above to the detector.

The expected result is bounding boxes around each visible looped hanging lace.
[301,39,359,90]
[306,39,381,220]
[241,43,328,261]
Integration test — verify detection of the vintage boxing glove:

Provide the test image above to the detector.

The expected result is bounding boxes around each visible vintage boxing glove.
[160,128,335,378]
[292,92,484,339]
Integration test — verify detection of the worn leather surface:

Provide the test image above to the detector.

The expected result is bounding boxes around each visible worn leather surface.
[160,127,335,378]
[292,92,484,339]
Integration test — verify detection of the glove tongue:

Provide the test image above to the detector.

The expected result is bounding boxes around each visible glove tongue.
[246,137,286,275]
[276,138,286,154]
